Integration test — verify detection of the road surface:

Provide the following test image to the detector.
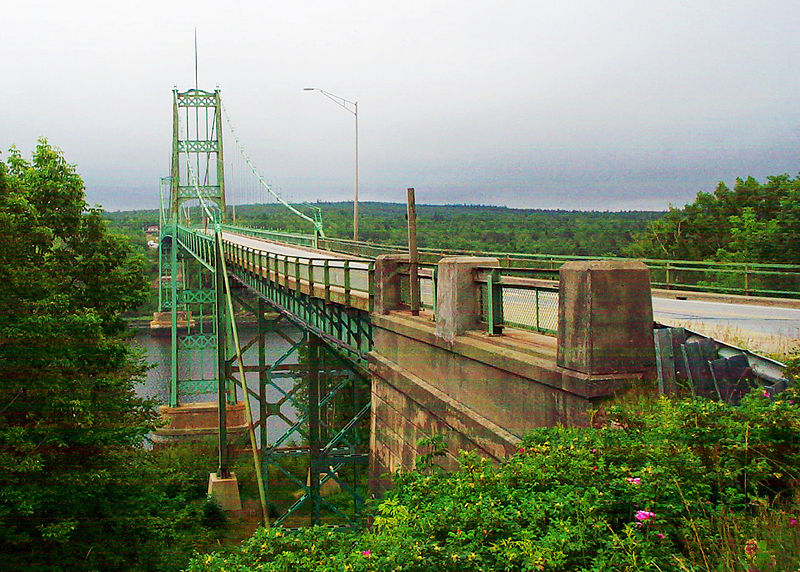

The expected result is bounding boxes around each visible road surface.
[653,297,800,339]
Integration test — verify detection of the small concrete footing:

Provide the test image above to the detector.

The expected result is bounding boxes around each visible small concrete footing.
[208,472,242,511]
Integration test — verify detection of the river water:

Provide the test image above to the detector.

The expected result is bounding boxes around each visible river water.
[131,322,303,444]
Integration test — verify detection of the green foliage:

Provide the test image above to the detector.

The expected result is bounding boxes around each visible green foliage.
[190,392,800,571]
[106,203,661,258]
[625,173,800,263]
[415,433,448,472]
[235,202,661,256]
[202,499,228,529]
[0,140,220,570]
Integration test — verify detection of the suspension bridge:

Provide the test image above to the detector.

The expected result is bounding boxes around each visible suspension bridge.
[155,87,800,527]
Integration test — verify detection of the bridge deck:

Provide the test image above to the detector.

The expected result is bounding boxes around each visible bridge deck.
[221,230,366,265]
[216,229,800,343]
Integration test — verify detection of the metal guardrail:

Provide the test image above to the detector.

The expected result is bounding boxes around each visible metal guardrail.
[475,268,559,335]
[394,262,438,313]
[317,236,800,299]
[221,224,318,248]
[387,260,558,336]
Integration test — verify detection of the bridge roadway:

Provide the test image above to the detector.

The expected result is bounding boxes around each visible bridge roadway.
[221,230,800,340]
[222,230,370,291]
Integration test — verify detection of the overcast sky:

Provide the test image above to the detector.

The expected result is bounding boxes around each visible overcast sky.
[3,1,800,212]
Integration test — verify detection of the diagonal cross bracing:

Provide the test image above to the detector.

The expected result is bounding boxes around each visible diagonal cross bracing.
[176,224,374,369]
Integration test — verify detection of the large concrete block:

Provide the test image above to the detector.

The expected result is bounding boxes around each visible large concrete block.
[434,256,499,342]
[557,259,655,374]
[373,254,409,315]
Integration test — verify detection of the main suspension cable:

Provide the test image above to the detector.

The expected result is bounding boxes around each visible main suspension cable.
[219,96,324,236]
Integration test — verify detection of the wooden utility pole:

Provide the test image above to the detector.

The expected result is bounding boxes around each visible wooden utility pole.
[407,188,420,315]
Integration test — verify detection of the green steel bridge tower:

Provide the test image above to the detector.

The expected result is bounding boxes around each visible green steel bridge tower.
[158,86,369,528]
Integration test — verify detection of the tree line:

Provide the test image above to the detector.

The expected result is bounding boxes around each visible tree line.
[622,174,800,264]
[108,172,800,267]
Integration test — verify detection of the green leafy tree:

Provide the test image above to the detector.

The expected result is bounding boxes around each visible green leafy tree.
[625,174,800,263]
[0,140,212,570]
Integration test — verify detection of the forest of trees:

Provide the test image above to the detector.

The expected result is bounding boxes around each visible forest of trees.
[106,173,800,267]
[623,174,800,264]
[106,202,663,257]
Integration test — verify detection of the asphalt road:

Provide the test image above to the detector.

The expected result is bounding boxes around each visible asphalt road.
[652,297,800,338]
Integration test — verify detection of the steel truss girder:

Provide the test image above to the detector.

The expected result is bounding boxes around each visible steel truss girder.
[225,294,369,527]
[177,90,217,107]
[262,336,368,527]
[178,289,215,304]
[178,333,216,350]
[178,379,218,395]
[231,270,371,370]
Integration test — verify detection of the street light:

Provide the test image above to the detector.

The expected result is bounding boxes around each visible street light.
[304,87,359,241]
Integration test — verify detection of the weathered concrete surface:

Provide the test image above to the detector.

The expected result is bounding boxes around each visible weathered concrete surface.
[149,311,192,337]
[369,313,639,493]
[154,401,249,441]
[369,348,520,494]
[434,256,499,343]
[374,254,410,315]
[557,260,655,375]
[208,472,242,511]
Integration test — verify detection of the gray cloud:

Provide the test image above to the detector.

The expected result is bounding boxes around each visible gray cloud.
[3,1,799,212]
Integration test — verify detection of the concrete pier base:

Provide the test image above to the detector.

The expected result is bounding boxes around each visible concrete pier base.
[153,401,249,443]
[557,260,655,375]
[149,311,193,336]
[208,472,242,511]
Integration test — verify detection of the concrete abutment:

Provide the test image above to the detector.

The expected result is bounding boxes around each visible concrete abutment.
[369,255,655,494]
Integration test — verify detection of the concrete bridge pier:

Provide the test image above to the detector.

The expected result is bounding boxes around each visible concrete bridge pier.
[368,255,655,494]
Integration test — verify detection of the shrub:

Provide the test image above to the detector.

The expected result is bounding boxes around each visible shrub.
[189,391,800,571]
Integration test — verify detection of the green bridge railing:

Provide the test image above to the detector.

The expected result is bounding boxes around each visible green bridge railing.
[314,236,800,300]
[221,224,318,248]
[192,225,800,343]
[388,259,559,336]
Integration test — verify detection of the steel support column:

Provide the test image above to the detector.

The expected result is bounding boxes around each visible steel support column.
[215,231,229,477]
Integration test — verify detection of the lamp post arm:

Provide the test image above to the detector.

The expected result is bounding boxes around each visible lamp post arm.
[314,89,357,115]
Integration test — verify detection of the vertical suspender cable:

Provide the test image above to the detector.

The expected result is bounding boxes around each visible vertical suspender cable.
[216,230,269,526]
